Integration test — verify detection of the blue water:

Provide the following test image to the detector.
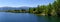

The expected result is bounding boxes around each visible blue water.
[0,12,60,22]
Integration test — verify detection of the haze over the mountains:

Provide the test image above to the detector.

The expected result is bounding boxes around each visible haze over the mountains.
[0,6,32,10]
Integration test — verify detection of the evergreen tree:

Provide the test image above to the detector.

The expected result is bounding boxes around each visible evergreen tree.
[47,3,52,16]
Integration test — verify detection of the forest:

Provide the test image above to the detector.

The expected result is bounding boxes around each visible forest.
[6,0,60,16]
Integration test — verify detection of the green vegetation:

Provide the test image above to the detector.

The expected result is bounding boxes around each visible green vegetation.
[6,0,60,16]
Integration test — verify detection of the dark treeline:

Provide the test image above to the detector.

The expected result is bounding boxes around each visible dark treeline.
[28,0,60,16]
[6,0,60,16]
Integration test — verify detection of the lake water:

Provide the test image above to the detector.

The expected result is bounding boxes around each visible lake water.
[0,12,60,22]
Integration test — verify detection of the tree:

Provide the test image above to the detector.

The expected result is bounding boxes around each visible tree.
[52,0,60,16]
[47,3,52,16]
[29,8,33,13]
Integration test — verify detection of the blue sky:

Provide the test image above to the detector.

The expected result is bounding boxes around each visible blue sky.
[0,0,54,7]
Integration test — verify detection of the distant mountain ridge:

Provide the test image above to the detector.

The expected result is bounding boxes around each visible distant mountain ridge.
[0,6,31,10]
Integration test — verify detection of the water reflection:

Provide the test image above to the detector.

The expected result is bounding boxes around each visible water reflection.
[36,16,60,22]
[53,17,60,22]
[0,12,60,22]
[46,16,60,22]
[37,16,48,22]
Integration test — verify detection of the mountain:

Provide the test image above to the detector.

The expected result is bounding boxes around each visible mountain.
[0,6,30,10]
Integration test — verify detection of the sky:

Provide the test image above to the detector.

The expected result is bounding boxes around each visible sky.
[0,0,54,7]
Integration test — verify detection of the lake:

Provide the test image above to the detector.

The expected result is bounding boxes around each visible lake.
[0,12,60,22]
